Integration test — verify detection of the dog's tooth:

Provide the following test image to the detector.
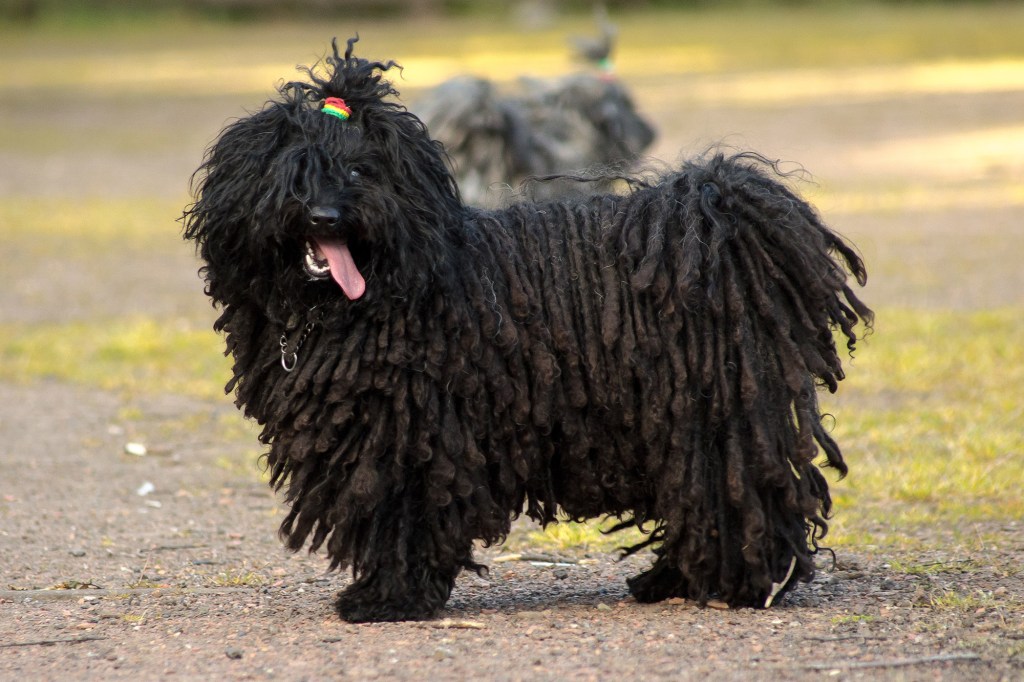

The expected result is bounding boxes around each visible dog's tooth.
[303,241,331,279]
[306,257,329,275]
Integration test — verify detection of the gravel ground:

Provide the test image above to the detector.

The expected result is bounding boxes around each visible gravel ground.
[0,379,1021,680]
[2,15,1024,681]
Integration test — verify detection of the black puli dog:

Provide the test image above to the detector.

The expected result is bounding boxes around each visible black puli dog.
[184,37,871,623]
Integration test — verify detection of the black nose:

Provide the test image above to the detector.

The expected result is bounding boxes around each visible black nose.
[309,206,340,228]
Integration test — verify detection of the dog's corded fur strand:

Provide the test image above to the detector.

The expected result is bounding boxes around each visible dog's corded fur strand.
[184,37,872,622]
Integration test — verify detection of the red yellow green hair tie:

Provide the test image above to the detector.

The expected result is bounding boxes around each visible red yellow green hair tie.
[322,97,352,120]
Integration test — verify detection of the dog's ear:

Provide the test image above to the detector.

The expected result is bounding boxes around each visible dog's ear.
[184,100,298,307]
[363,107,462,218]
[355,106,465,287]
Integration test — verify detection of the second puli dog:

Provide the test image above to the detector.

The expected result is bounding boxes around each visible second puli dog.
[183,38,872,623]
[415,70,656,207]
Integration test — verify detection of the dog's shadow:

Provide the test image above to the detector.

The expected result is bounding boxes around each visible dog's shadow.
[443,556,634,616]
[441,553,834,617]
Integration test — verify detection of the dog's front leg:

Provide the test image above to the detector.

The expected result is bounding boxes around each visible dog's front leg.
[333,495,469,623]
[335,563,460,623]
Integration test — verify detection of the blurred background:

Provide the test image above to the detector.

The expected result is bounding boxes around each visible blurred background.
[1,0,1022,564]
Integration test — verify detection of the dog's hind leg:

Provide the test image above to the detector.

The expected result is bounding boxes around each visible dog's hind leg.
[626,522,807,608]
[625,546,688,604]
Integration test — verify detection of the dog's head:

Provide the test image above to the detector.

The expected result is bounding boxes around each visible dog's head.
[184,37,463,322]
[536,74,655,166]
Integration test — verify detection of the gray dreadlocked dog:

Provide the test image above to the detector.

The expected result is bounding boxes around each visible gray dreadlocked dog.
[413,71,655,207]
[183,37,872,623]
[414,9,655,207]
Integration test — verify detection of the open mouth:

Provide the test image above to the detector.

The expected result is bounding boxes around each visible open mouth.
[301,239,367,301]
[303,240,332,280]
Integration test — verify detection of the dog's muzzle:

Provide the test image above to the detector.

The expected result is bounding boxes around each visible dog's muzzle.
[301,206,367,301]
[304,206,341,280]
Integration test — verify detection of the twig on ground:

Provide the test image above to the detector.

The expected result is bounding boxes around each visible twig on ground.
[803,635,891,642]
[428,619,487,630]
[0,635,107,648]
[493,553,577,565]
[0,587,253,601]
[798,652,981,671]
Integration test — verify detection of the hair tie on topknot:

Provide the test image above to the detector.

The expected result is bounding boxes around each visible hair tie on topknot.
[322,97,352,120]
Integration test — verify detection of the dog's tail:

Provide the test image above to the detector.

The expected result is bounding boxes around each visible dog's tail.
[621,152,872,606]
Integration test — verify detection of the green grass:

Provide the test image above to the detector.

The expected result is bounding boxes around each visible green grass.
[3,4,1024,99]
[211,569,265,588]
[0,317,229,400]
[831,614,877,626]
[823,309,1024,548]
[508,516,647,555]
[0,197,186,244]
[929,589,998,612]
[0,198,223,399]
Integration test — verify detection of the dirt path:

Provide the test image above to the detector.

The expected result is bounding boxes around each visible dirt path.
[1,378,1021,680]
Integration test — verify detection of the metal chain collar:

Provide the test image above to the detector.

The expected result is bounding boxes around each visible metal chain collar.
[279,320,317,372]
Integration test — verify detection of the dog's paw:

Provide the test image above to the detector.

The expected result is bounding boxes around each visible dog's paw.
[626,561,687,603]
[335,585,441,623]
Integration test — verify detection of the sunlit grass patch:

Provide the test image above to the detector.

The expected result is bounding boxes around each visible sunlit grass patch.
[812,180,1024,217]
[4,4,1024,97]
[214,452,268,482]
[823,307,1024,548]
[212,569,265,588]
[831,614,877,626]
[0,197,186,245]
[929,589,998,612]
[0,317,229,400]
[506,515,648,555]
[614,3,1024,72]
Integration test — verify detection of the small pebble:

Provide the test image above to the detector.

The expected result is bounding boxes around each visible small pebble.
[225,647,243,660]
[125,443,148,457]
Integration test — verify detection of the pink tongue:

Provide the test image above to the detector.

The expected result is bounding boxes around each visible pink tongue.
[314,238,366,300]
